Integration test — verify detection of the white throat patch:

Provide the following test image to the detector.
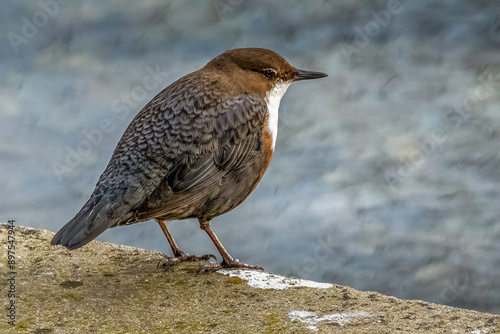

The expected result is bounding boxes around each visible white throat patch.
[266,81,291,150]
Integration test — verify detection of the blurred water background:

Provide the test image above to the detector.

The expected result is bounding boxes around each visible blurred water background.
[2,0,500,313]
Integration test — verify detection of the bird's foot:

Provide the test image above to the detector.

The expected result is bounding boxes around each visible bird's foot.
[198,259,264,273]
[158,252,216,269]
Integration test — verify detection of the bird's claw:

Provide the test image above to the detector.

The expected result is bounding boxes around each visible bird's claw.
[198,259,264,273]
[158,253,216,269]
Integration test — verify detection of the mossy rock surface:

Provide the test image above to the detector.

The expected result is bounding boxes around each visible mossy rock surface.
[0,223,499,333]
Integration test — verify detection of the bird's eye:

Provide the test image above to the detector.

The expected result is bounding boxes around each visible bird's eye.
[262,69,277,79]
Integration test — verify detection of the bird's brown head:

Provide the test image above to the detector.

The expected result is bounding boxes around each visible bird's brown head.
[203,48,327,98]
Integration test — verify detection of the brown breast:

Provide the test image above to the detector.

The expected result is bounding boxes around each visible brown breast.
[260,113,275,178]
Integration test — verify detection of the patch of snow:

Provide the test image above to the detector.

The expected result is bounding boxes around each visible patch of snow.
[218,269,333,290]
[288,310,371,331]
[469,330,488,334]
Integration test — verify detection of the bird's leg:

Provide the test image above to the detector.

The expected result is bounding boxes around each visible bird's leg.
[157,220,184,257]
[156,220,215,268]
[198,219,263,271]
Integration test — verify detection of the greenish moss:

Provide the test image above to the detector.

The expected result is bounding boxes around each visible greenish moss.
[99,270,115,277]
[219,308,234,314]
[21,229,38,235]
[225,276,246,286]
[264,311,290,334]
[59,280,83,288]
[111,255,126,265]
[16,317,35,330]
[174,280,187,286]
[61,292,83,301]
[180,267,200,274]
[175,321,188,329]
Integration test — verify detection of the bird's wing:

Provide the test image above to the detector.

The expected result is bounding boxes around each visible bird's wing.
[168,95,266,192]
[134,93,269,218]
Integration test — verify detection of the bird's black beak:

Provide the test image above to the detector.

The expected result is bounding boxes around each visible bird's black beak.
[293,69,328,81]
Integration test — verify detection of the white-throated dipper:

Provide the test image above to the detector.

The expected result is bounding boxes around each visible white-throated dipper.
[51,48,327,270]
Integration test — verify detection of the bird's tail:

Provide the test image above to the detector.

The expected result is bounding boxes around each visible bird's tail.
[51,194,124,250]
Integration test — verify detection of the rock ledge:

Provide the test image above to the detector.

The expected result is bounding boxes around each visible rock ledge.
[1,224,498,333]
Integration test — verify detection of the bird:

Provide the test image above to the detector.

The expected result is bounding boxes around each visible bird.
[51,47,327,270]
